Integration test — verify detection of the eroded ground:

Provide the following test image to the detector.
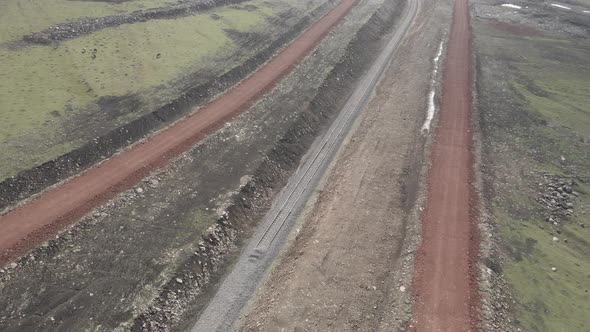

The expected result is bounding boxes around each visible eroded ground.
[236,0,453,329]
[0,0,389,330]
[473,0,590,330]
[3,0,589,331]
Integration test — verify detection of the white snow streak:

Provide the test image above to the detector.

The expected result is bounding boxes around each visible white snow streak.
[501,3,522,9]
[551,3,571,10]
[422,40,444,133]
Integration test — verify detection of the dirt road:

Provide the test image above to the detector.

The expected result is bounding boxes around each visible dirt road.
[235,0,455,329]
[192,0,422,330]
[410,0,479,330]
[0,0,358,267]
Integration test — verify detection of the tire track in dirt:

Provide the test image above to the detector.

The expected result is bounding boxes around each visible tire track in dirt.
[0,0,359,268]
[409,0,479,330]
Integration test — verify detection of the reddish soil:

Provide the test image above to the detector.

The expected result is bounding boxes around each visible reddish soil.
[409,0,479,331]
[0,0,358,267]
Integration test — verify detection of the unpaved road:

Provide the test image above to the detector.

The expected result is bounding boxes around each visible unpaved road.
[0,0,358,267]
[191,0,458,330]
[235,0,456,329]
[410,0,479,330]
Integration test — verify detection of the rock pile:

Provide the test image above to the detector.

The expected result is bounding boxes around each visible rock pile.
[23,0,248,44]
[536,173,579,225]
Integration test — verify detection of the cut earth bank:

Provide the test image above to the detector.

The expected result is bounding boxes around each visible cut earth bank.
[237,0,590,331]
[0,0,407,330]
[473,0,590,331]
[236,0,454,329]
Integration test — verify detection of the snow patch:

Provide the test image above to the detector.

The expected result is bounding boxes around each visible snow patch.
[501,3,522,9]
[584,10,590,14]
[551,3,571,10]
[421,40,445,133]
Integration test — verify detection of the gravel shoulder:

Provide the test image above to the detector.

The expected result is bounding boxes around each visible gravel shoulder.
[235,0,453,329]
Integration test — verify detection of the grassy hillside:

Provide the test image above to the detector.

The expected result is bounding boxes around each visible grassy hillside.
[474,18,590,331]
[0,0,324,181]
[0,0,174,42]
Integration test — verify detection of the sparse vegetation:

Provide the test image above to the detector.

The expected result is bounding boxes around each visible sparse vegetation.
[0,0,324,181]
[475,15,590,331]
[0,0,174,42]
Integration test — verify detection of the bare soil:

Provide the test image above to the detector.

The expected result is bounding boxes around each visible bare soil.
[409,0,480,330]
[235,0,455,329]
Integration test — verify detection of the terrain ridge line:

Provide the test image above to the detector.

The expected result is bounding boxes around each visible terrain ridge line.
[0,0,360,267]
[191,0,421,330]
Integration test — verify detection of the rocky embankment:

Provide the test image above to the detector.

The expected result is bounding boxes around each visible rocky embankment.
[23,0,248,44]
[537,173,582,227]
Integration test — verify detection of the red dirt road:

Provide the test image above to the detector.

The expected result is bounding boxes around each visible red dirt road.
[0,0,358,267]
[410,0,479,330]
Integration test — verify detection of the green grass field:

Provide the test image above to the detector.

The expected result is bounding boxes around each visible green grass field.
[475,20,590,331]
[0,0,176,42]
[0,0,323,181]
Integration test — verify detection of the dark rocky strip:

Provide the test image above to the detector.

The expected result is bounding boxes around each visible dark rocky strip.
[23,0,249,45]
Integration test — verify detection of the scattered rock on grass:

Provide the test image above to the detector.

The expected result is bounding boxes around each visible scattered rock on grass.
[536,173,579,225]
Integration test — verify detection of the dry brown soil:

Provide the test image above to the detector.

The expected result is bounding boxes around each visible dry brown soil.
[0,0,359,267]
[409,0,479,330]
[236,0,453,329]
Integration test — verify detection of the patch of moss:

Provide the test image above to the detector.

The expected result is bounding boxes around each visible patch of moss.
[495,207,590,331]
[478,30,590,136]
[511,73,590,137]
[0,1,275,134]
